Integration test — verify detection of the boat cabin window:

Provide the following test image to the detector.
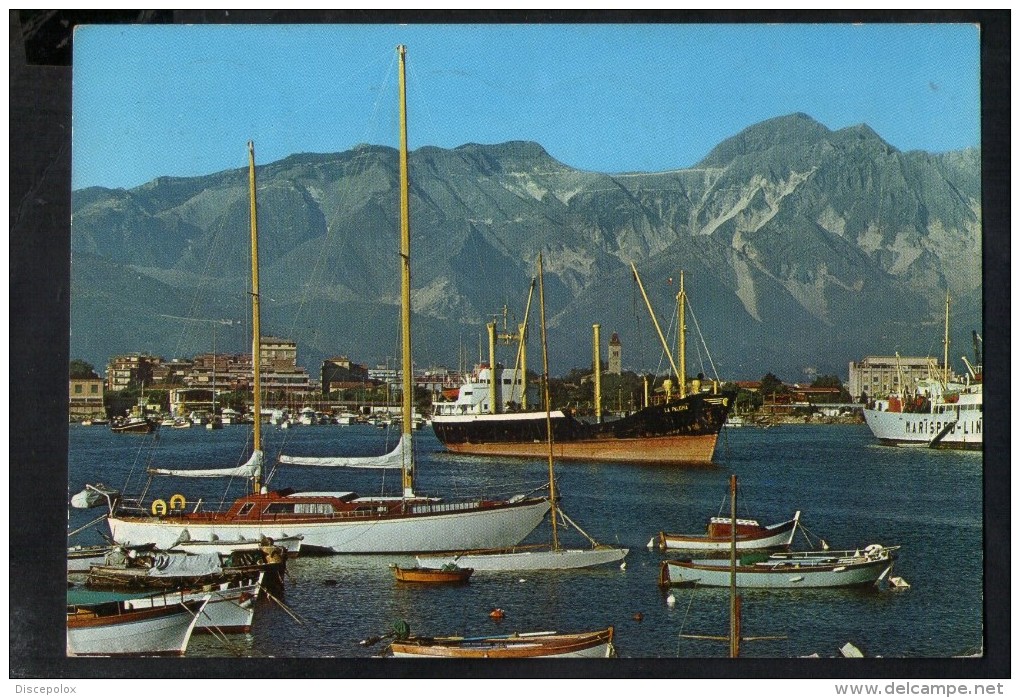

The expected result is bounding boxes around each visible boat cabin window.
[295,502,335,515]
[237,502,255,515]
[263,501,335,515]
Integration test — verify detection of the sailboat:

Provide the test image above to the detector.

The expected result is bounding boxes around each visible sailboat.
[415,254,628,571]
[104,48,550,554]
[673,475,786,657]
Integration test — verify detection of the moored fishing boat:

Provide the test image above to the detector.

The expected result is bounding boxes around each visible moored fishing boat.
[69,573,263,634]
[110,416,155,434]
[102,49,550,556]
[658,511,801,554]
[66,594,208,656]
[658,544,898,589]
[389,627,616,658]
[84,545,286,595]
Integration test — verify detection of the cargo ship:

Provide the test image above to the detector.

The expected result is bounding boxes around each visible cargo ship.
[431,267,735,465]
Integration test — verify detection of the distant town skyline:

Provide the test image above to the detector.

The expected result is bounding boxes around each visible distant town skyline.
[72,23,980,190]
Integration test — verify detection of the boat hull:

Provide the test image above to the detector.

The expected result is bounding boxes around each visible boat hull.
[66,598,206,656]
[108,498,551,555]
[862,407,982,450]
[658,552,894,589]
[393,566,473,584]
[123,577,261,634]
[431,393,734,465]
[416,546,628,571]
[390,628,615,658]
[659,514,800,553]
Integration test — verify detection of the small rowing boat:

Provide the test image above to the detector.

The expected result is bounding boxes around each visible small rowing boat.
[389,627,616,658]
[392,564,473,584]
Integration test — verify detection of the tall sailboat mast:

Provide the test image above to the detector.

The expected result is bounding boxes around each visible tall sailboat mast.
[397,44,415,498]
[537,253,559,551]
[248,140,263,495]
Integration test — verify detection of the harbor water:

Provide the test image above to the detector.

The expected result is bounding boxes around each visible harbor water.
[67,421,983,659]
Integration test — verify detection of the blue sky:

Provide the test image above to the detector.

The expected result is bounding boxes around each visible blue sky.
[72,23,980,191]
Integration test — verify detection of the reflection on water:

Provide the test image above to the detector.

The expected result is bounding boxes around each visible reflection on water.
[68,422,983,658]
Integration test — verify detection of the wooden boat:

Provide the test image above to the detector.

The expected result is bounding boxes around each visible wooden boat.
[416,256,628,572]
[659,544,898,589]
[66,594,208,656]
[658,511,801,553]
[67,543,155,573]
[389,627,616,658]
[392,564,473,584]
[673,476,787,657]
[103,52,550,555]
[70,572,264,634]
[85,545,286,595]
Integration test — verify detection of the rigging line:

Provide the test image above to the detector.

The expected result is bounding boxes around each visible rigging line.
[685,297,721,382]
[676,584,700,658]
[284,50,398,345]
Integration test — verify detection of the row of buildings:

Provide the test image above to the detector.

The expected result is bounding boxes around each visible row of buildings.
[69,337,462,420]
[68,329,957,420]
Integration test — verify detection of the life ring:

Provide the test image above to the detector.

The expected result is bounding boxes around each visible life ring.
[169,493,186,511]
[151,499,168,516]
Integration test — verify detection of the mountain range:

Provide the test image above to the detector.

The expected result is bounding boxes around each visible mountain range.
[70,113,982,382]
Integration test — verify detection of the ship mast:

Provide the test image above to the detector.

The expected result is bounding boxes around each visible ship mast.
[630,262,682,385]
[397,44,414,497]
[247,141,263,495]
[537,253,559,551]
[942,290,951,387]
[677,271,688,398]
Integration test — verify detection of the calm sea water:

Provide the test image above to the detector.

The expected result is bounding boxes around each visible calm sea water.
[67,421,983,659]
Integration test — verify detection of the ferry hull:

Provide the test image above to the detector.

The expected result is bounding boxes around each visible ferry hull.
[108,499,551,555]
[862,408,982,450]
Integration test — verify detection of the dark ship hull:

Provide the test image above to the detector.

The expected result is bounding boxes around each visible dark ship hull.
[431,391,735,465]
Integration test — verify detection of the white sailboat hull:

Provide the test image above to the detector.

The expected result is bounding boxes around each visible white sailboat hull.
[416,546,628,571]
[659,549,895,589]
[123,576,262,633]
[108,499,551,554]
[66,599,206,656]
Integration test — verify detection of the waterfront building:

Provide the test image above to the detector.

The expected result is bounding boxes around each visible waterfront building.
[321,356,370,395]
[104,354,161,392]
[847,355,953,402]
[69,377,105,419]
